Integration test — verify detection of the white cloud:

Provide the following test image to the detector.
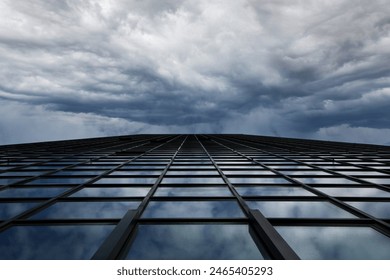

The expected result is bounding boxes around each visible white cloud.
[0,0,389,144]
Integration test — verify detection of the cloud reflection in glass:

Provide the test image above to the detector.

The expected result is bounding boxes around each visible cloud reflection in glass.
[0,225,114,259]
[276,226,390,259]
[126,224,263,260]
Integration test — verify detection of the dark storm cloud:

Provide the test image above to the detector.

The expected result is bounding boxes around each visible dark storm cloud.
[0,0,389,144]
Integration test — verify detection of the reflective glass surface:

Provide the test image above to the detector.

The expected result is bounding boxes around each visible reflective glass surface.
[315,187,390,197]
[362,178,390,184]
[94,177,157,184]
[347,202,390,218]
[166,171,219,175]
[110,170,162,176]
[0,225,114,259]
[26,177,90,185]
[30,201,140,219]
[228,177,290,184]
[71,187,150,197]
[126,224,263,259]
[142,201,245,218]
[236,186,315,196]
[161,177,225,184]
[276,226,390,259]
[0,171,46,176]
[154,187,232,197]
[247,201,356,218]
[0,187,69,198]
[0,203,38,220]
[0,178,25,185]
[223,170,275,175]
[294,177,359,184]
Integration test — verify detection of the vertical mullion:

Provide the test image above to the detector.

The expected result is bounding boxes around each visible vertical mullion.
[195,135,299,260]
[92,135,188,259]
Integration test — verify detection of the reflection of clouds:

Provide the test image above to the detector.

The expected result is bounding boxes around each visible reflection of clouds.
[154,187,232,197]
[53,170,105,176]
[142,201,244,218]
[26,177,90,185]
[170,166,215,169]
[71,187,150,197]
[0,171,45,176]
[127,224,263,260]
[361,178,390,184]
[295,177,358,184]
[347,202,390,218]
[280,171,330,176]
[161,177,225,184]
[236,187,315,196]
[228,177,290,184]
[247,201,356,218]
[338,171,386,176]
[223,170,275,175]
[111,170,163,176]
[166,170,219,175]
[30,201,140,219]
[268,165,313,169]
[0,225,114,259]
[0,203,38,219]
[0,178,25,185]
[315,187,390,197]
[0,187,69,198]
[219,165,267,170]
[276,226,390,259]
[94,177,157,184]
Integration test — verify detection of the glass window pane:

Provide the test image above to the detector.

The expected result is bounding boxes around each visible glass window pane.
[26,178,90,185]
[166,171,219,175]
[276,226,390,259]
[0,171,46,176]
[161,177,225,184]
[223,170,275,175]
[0,178,25,185]
[71,187,150,197]
[53,170,105,176]
[126,224,264,259]
[0,225,114,259]
[110,170,162,176]
[154,187,232,197]
[29,201,140,219]
[142,201,244,218]
[94,177,157,184]
[236,187,315,196]
[295,177,359,184]
[315,187,390,197]
[0,187,69,198]
[228,177,290,184]
[361,178,390,184]
[0,203,38,220]
[247,201,356,218]
[347,202,390,219]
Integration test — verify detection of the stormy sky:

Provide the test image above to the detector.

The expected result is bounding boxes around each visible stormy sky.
[0,0,389,145]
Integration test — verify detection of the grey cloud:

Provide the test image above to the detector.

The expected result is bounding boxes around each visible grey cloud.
[0,0,390,144]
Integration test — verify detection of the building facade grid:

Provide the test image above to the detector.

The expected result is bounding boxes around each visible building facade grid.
[0,134,389,259]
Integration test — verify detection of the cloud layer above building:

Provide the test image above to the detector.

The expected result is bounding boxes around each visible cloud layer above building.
[1,0,389,144]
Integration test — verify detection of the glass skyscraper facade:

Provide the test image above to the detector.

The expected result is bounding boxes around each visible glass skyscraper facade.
[0,134,390,260]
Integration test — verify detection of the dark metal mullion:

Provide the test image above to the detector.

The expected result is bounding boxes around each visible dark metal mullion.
[0,135,179,233]
[195,135,299,260]
[209,136,390,233]
[92,135,188,260]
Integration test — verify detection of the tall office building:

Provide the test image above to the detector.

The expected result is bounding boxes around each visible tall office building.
[0,134,389,260]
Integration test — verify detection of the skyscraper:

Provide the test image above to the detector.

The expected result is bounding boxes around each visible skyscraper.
[0,134,389,259]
